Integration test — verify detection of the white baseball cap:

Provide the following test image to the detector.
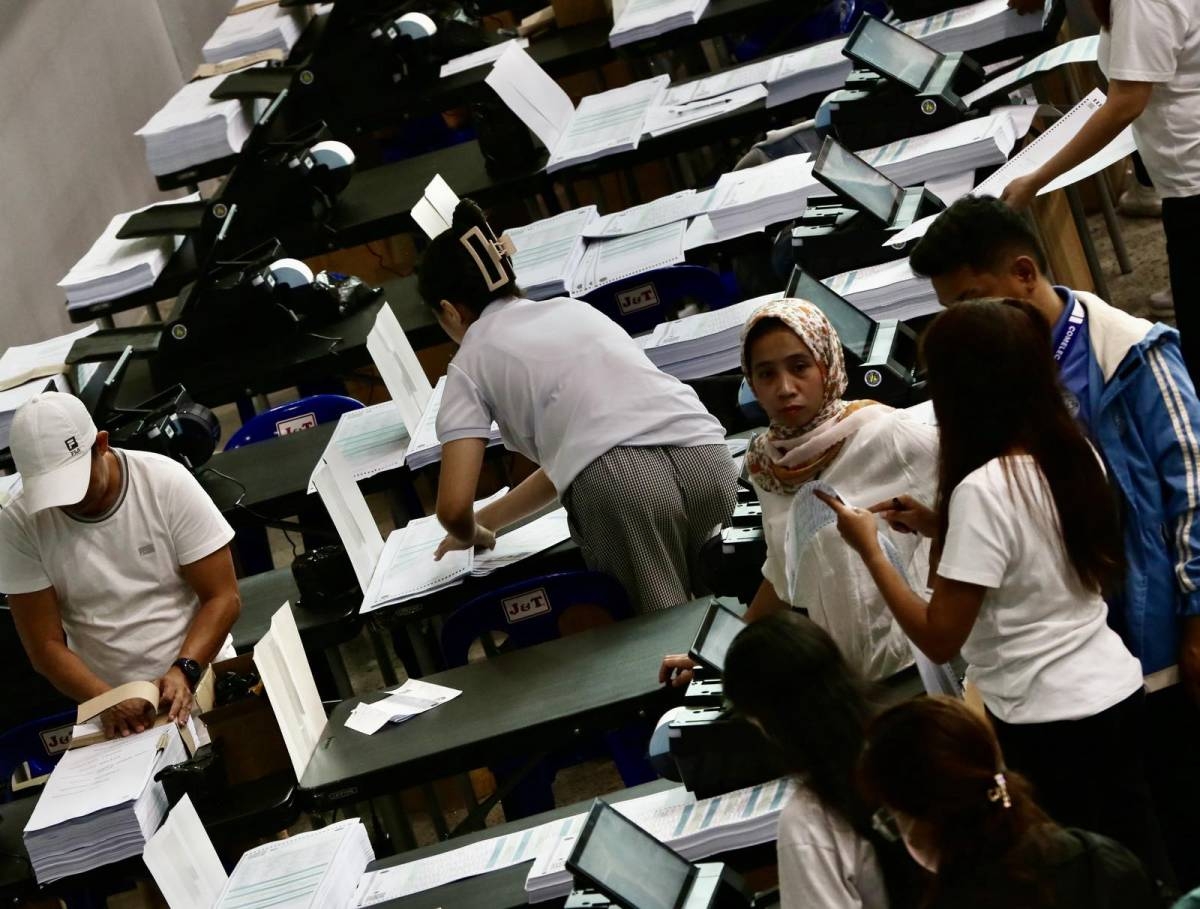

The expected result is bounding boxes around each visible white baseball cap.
[10,392,98,513]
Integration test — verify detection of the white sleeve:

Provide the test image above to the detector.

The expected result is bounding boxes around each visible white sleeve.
[777,841,867,909]
[436,363,494,444]
[0,512,51,594]
[937,475,1012,589]
[1106,0,1188,82]
[164,462,235,566]
[892,415,940,505]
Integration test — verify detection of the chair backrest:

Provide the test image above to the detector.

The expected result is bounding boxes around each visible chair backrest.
[0,708,76,800]
[440,571,633,668]
[223,394,365,451]
[580,265,737,336]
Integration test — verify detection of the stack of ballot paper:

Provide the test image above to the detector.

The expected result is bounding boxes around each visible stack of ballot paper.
[472,508,572,577]
[486,46,668,172]
[24,725,188,884]
[584,189,713,239]
[643,85,769,138]
[136,73,256,176]
[146,795,373,909]
[0,324,97,394]
[898,0,1043,53]
[0,375,67,451]
[641,296,771,379]
[202,5,305,64]
[765,0,1042,107]
[861,105,1036,186]
[569,221,688,296]
[706,154,816,241]
[610,0,710,46]
[825,259,939,322]
[405,376,504,471]
[59,195,197,310]
[888,90,1133,247]
[440,37,529,78]
[508,206,600,299]
[526,779,795,902]
[345,679,462,735]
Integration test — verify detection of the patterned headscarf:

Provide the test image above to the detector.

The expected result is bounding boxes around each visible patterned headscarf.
[742,298,886,495]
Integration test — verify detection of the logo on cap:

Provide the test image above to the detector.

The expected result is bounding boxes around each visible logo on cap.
[64,436,80,455]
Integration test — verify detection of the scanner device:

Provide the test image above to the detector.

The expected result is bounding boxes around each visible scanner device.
[823,15,985,148]
[790,136,945,278]
[565,800,756,909]
[783,268,924,407]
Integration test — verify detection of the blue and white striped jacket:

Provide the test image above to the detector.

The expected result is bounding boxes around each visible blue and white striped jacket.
[1078,290,1200,682]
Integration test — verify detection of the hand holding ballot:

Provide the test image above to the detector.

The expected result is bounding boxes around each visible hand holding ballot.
[434,523,497,561]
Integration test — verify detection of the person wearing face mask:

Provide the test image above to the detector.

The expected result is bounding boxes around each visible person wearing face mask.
[859,696,1162,909]
[664,298,937,686]
[419,199,738,614]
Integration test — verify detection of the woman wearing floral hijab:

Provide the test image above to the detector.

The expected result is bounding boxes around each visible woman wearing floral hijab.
[739,298,938,679]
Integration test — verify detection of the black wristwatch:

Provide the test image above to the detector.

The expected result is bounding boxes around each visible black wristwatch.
[172,658,203,690]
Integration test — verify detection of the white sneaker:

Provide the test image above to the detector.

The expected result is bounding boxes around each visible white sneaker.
[1118,181,1163,218]
[1149,288,1174,315]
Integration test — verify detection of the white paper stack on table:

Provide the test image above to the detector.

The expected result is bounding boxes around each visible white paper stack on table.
[860,104,1036,185]
[313,451,502,611]
[345,678,463,735]
[23,725,188,884]
[353,816,563,907]
[525,778,794,902]
[641,295,773,379]
[610,0,710,46]
[405,375,504,470]
[569,221,688,296]
[825,258,938,321]
[0,324,97,395]
[136,72,257,176]
[889,89,1134,247]
[897,0,1043,51]
[706,154,816,241]
[508,205,600,299]
[146,794,374,909]
[440,37,529,78]
[643,84,769,138]
[765,0,1042,108]
[202,4,305,63]
[472,507,572,577]
[583,189,713,239]
[486,46,668,172]
[59,194,198,311]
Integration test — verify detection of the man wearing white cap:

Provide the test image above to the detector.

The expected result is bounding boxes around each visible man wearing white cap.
[0,392,240,738]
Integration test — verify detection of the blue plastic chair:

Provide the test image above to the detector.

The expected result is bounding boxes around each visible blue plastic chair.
[731,0,886,62]
[0,708,75,801]
[224,394,365,575]
[437,571,657,818]
[223,394,364,452]
[580,265,738,337]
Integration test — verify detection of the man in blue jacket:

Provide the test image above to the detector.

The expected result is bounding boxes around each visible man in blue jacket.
[910,195,1200,888]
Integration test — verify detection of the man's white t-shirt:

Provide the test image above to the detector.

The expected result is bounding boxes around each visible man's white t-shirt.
[1099,0,1200,197]
[0,449,236,688]
[777,784,888,909]
[436,297,727,493]
[938,456,1143,724]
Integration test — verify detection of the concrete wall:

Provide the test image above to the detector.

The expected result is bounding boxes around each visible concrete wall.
[0,0,232,345]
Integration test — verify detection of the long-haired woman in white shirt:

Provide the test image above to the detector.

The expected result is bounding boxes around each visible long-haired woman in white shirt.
[823,297,1173,887]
